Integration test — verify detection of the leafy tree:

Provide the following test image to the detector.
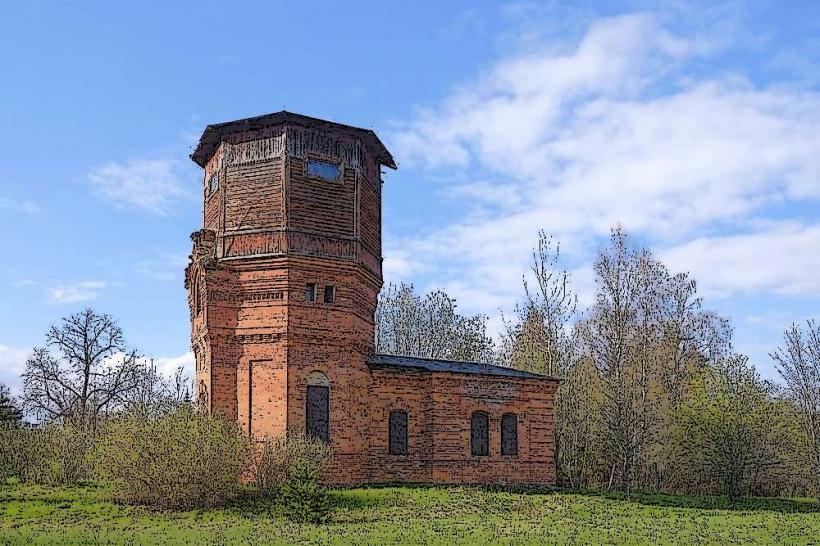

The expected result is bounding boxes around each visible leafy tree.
[672,355,785,500]
[375,282,495,363]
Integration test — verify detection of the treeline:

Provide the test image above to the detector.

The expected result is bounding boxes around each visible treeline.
[377,228,820,499]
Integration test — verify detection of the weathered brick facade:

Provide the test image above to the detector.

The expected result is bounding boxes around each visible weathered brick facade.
[186,111,558,485]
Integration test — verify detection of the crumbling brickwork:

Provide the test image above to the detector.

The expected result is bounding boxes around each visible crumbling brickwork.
[186,111,558,486]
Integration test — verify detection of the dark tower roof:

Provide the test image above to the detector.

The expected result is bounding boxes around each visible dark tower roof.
[190,110,396,170]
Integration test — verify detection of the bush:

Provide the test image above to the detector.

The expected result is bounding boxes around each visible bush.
[254,434,333,523]
[0,424,94,485]
[96,406,250,509]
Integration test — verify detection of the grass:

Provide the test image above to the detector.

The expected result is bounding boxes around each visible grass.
[0,483,818,545]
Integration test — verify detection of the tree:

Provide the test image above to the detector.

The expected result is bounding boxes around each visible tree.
[672,355,785,499]
[0,384,23,428]
[123,361,192,419]
[581,226,663,494]
[501,231,577,377]
[375,282,495,362]
[23,308,142,428]
[771,320,820,489]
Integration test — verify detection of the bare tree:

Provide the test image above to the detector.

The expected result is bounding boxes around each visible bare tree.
[123,361,192,419]
[501,231,577,377]
[771,320,820,488]
[375,283,495,363]
[23,308,141,428]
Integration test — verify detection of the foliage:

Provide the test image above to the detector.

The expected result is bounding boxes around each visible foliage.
[95,406,250,509]
[254,434,333,523]
[0,484,817,544]
[671,356,789,499]
[0,424,94,485]
[278,457,333,523]
[0,384,23,428]
[376,282,495,363]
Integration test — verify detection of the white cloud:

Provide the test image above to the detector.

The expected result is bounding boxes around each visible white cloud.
[661,223,820,299]
[386,12,820,321]
[88,159,192,215]
[0,345,32,396]
[0,197,42,214]
[153,351,194,379]
[47,281,107,304]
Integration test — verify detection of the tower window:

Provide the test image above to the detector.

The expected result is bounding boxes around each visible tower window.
[305,283,316,302]
[501,413,518,456]
[307,159,340,181]
[389,410,408,455]
[208,173,219,193]
[471,412,489,456]
[324,285,335,304]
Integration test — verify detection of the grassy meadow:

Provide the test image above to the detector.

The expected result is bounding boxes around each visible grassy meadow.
[1,483,818,545]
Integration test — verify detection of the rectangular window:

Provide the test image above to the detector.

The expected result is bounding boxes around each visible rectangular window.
[305,283,316,302]
[208,173,219,193]
[324,285,335,304]
[389,410,408,455]
[307,159,340,181]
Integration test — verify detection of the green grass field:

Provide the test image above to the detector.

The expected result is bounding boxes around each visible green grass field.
[1,483,818,545]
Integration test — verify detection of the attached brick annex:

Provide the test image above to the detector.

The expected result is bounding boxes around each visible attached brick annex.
[185,111,558,485]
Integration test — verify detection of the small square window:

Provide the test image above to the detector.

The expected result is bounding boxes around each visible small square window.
[324,285,335,304]
[305,283,316,302]
[307,159,340,181]
[208,173,219,193]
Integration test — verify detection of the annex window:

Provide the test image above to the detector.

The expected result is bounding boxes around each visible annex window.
[307,159,340,181]
[305,283,316,302]
[501,413,518,456]
[208,173,219,193]
[306,372,330,442]
[471,412,489,457]
[389,410,408,455]
[324,285,335,304]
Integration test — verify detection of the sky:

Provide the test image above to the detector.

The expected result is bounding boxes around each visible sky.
[1,1,819,394]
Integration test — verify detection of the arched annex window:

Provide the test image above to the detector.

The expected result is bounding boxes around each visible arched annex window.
[389,410,408,455]
[471,412,490,456]
[306,371,330,442]
[501,413,518,456]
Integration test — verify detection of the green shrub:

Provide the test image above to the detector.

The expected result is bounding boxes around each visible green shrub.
[96,406,250,509]
[253,434,333,522]
[0,424,94,485]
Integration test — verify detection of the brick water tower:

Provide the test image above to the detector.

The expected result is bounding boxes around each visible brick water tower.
[186,111,395,479]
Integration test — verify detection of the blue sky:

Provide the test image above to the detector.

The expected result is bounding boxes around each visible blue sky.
[1,1,819,393]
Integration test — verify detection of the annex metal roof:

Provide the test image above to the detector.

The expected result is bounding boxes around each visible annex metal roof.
[190,110,396,169]
[368,354,558,381]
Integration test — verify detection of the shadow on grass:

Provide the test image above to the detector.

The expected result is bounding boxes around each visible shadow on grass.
[329,482,819,514]
[567,489,820,514]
